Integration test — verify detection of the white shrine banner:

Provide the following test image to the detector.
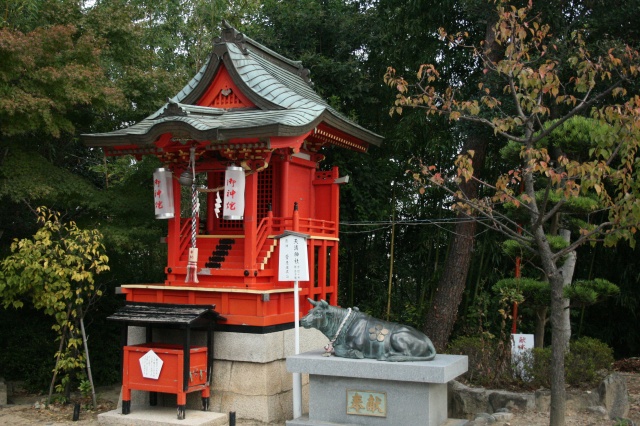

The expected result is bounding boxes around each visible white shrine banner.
[153,168,175,219]
[223,166,245,220]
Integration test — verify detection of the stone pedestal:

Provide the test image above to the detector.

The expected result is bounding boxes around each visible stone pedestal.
[286,350,468,426]
[209,328,324,424]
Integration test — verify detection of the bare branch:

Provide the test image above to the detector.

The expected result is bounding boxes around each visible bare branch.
[541,199,566,225]
[552,222,613,260]
[509,75,527,120]
[468,175,536,215]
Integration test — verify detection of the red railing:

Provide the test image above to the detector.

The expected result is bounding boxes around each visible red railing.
[254,213,273,268]
[252,214,337,269]
[175,214,335,268]
[271,217,337,237]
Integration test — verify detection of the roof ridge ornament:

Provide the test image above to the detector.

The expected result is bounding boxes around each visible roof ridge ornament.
[158,99,189,118]
[215,20,248,55]
[297,66,312,85]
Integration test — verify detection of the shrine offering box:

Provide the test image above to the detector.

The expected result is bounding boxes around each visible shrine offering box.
[122,342,210,419]
[123,343,208,392]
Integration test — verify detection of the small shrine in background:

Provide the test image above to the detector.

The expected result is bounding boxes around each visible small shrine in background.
[83,23,382,329]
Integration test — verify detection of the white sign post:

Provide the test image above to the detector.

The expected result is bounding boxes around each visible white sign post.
[511,333,534,380]
[276,231,310,420]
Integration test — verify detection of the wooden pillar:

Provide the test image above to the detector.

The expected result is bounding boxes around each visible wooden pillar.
[244,171,258,274]
[206,172,215,235]
[318,240,327,302]
[331,167,340,301]
[300,238,320,302]
[330,167,340,224]
[280,159,290,218]
[293,201,299,231]
[167,177,182,268]
[330,241,338,301]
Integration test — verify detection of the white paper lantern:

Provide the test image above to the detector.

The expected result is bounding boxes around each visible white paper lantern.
[223,166,245,220]
[153,168,175,219]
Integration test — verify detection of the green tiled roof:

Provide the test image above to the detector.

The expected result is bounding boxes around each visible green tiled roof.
[83,24,382,149]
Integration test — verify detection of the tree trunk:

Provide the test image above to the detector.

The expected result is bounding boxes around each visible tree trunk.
[48,332,67,404]
[422,9,500,351]
[529,225,568,426]
[423,133,487,350]
[558,229,576,351]
[79,309,97,408]
[534,306,548,348]
[520,111,567,425]
[423,218,478,350]
[549,272,567,426]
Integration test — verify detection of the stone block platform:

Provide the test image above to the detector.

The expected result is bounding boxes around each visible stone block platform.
[98,407,227,426]
[286,350,468,426]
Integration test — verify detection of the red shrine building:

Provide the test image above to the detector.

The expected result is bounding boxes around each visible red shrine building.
[83,23,382,330]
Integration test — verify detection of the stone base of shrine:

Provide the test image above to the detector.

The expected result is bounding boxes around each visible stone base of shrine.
[122,326,325,424]
[286,351,468,426]
[98,407,227,426]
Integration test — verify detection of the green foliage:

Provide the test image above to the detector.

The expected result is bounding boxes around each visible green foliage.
[537,116,620,163]
[446,335,506,387]
[546,235,569,252]
[0,24,125,138]
[0,307,57,391]
[523,337,614,388]
[0,207,109,313]
[493,278,551,307]
[500,116,619,165]
[450,335,613,389]
[78,378,92,398]
[500,235,568,259]
[251,0,375,108]
[567,337,615,385]
[500,239,525,258]
[0,207,109,395]
[0,146,99,206]
[502,190,599,229]
[564,278,620,307]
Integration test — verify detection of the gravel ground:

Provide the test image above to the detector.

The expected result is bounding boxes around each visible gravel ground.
[1,371,638,425]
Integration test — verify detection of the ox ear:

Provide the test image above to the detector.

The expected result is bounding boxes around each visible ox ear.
[320,300,329,308]
[308,298,318,307]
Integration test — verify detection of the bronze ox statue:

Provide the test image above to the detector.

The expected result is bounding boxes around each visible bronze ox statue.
[301,299,436,362]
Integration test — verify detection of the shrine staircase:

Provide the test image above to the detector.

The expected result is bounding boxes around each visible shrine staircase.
[181,236,277,271]
[203,238,243,270]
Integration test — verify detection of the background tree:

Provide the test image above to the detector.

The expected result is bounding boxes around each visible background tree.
[0,207,109,404]
[2,0,640,406]
[385,2,640,425]
[0,0,260,391]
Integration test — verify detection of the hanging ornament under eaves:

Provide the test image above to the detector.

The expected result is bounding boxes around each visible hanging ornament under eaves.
[215,191,222,218]
[184,147,199,284]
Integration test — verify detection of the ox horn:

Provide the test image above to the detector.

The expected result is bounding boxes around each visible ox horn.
[308,298,318,306]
